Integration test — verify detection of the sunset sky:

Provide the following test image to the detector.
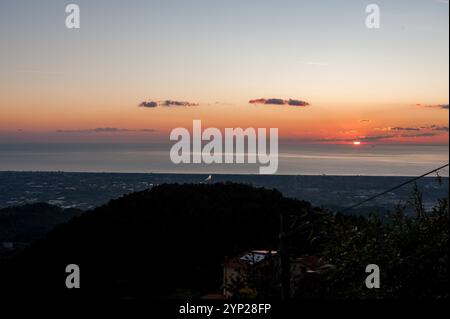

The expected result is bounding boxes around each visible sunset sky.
[0,0,448,145]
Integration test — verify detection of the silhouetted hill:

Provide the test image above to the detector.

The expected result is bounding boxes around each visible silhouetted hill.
[0,183,325,301]
[0,203,82,243]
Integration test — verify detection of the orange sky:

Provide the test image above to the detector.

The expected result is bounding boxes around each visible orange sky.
[0,0,448,145]
[1,100,448,145]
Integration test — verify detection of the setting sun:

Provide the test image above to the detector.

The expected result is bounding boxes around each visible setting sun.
[353,141,362,145]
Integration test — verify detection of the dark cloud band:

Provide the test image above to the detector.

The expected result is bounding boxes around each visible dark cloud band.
[139,100,199,108]
[249,98,310,107]
[57,128,156,133]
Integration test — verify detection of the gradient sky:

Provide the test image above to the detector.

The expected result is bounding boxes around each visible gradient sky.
[0,0,448,145]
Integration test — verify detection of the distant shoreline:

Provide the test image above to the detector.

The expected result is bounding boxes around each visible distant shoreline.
[1,170,449,178]
[1,171,448,212]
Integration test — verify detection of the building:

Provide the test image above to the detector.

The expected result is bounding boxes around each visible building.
[223,250,278,298]
[223,250,327,298]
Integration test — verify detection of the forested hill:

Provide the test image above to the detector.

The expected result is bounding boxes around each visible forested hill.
[0,203,82,243]
[0,183,326,300]
[1,182,447,301]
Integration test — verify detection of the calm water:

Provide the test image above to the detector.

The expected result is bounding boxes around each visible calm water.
[0,143,448,176]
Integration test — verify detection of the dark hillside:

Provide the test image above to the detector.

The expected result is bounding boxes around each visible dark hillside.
[0,183,325,301]
[1,182,447,301]
[0,203,82,243]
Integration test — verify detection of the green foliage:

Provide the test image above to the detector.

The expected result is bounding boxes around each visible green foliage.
[320,196,449,299]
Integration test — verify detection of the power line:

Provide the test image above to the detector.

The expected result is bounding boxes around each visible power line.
[280,163,449,239]
[339,163,449,214]
[279,163,449,298]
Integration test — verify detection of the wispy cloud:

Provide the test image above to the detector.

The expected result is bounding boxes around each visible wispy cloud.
[361,135,397,142]
[139,100,199,108]
[423,125,449,132]
[376,125,449,133]
[318,131,441,143]
[318,134,396,143]
[418,103,449,110]
[390,127,421,131]
[249,98,310,107]
[317,124,447,143]
[160,100,199,107]
[399,132,439,138]
[57,127,156,133]
[139,101,158,108]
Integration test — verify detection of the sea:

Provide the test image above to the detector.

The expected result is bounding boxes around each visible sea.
[0,143,448,214]
[0,143,448,176]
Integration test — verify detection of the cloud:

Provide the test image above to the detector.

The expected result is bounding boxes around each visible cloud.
[423,125,449,132]
[139,100,198,108]
[139,101,158,108]
[92,128,130,132]
[318,130,444,143]
[288,99,310,106]
[160,100,198,107]
[57,128,156,133]
[385,125,449,133]
[265,98,285,105]
[249,98,310,107]
[360,119,371,123]
[400,132,439,138]
[249,98,269,104]
[318,123,448,143]
[419,104,449,110]
[360,135,396,142]
[390,127,421,131]
[317,134,395,143]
